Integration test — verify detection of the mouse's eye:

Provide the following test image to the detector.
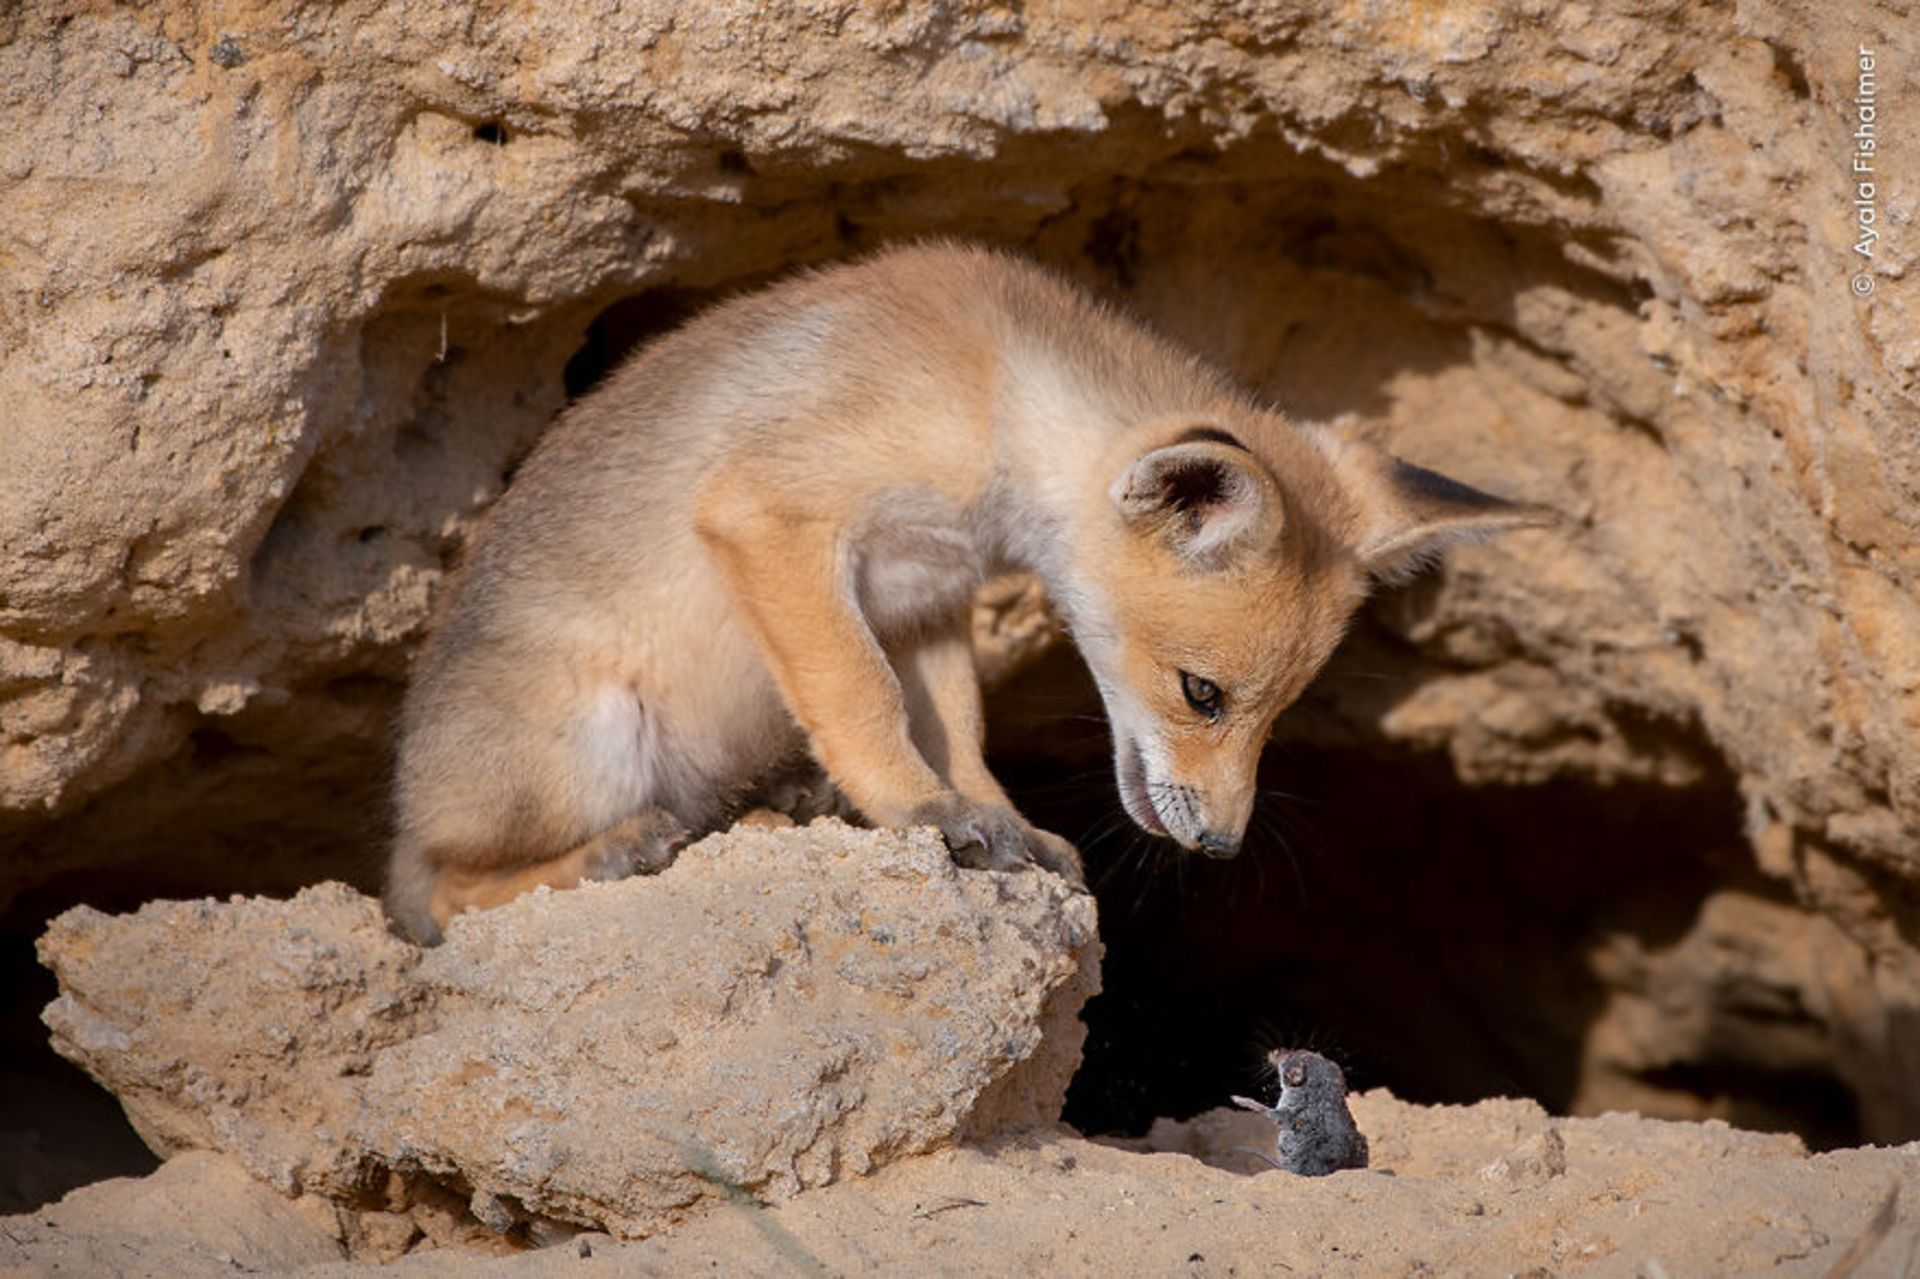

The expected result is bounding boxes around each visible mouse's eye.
[1179,671,1223,720]
[1283,1061,1308,1088]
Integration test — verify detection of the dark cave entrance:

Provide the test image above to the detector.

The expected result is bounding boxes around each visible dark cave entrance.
[562,287,715,398]
[985,634,1865,1153]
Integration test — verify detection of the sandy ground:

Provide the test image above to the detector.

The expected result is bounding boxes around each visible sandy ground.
[8,1092,1917,1277]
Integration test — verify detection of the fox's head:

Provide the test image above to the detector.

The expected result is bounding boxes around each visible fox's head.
[1067,417,1555,858]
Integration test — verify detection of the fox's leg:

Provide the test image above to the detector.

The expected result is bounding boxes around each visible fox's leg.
[700,516,944,818]
[698,501,1051,874]
[892,621,1007,805]
[892,623,1084,884]
[421,808,688,934]
[387,670,697,943]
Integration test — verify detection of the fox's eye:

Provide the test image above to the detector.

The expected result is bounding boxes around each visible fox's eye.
[1180,671,1222,719]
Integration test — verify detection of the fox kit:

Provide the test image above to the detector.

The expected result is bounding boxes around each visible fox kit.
[388,243,1550,942]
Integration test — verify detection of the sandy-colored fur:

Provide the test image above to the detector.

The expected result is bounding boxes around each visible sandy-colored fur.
[388,243,1550,941]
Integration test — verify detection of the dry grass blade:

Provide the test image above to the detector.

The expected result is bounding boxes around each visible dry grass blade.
[1822,1182,1900,1279]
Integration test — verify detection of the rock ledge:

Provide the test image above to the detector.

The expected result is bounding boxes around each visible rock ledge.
[38,820,1100,1245]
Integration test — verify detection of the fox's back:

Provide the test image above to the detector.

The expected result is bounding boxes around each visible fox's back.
[465,247,1013,586]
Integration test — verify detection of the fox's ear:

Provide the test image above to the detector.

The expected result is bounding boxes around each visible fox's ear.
[1111,440,1282,568]
[1328,440,1558,581]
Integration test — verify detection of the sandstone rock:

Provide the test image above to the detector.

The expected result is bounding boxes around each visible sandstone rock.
[37,822,1100,1241]
[1579,888,1901,1134]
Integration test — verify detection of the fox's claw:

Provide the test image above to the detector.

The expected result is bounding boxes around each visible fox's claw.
[913,795,1031,872]
[910,795,1084,885]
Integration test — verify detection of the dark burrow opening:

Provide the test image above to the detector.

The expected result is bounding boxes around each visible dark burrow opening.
[563,287,713,398]
[1,892,162,1212]
[985,631,1866,1153]
[0,684,401,1212]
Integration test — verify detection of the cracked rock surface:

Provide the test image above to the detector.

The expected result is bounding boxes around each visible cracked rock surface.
[35,822,1100,1245]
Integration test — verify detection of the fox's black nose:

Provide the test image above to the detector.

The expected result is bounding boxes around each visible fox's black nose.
[1197,830,1240,859]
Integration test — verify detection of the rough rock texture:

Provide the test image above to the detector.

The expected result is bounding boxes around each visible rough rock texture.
[36,822,1100,1244]
[2,0,1918,1143]
[9,1094,1916,1276]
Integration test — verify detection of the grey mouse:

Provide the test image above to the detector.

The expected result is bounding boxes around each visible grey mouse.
[1231,1048,1370,1176]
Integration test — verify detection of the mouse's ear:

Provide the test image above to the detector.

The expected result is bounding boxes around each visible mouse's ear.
[1320,438,1559,581]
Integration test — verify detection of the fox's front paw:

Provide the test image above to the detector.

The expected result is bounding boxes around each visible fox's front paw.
[910,796,1083,885]
[1023,825,1086,887]
[911,795,1031,873]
